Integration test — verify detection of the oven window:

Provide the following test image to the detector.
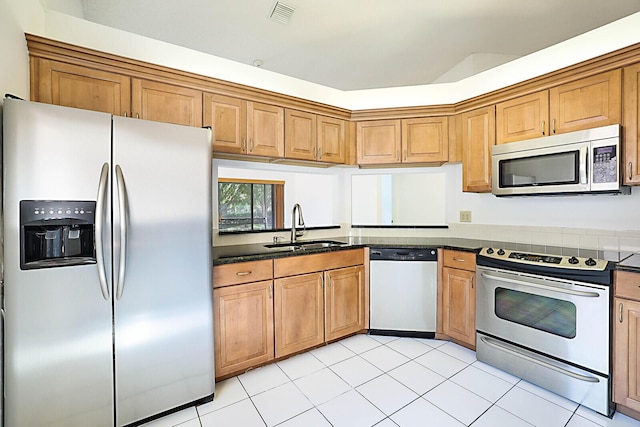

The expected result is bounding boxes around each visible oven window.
[494,287,576,338]
[499,151,579,188]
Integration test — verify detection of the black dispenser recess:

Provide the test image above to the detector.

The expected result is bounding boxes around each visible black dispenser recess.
[20,200,96,270]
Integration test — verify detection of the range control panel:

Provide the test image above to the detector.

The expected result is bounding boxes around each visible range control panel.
[478,247,608,271]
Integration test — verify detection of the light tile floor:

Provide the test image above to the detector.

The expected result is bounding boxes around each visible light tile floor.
[142,334,640,427]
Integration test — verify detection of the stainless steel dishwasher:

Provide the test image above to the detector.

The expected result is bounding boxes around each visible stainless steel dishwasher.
[369,248,438,338]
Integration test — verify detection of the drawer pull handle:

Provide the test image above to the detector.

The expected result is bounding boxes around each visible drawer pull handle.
[452,258,466,262]
[236,271,252,276]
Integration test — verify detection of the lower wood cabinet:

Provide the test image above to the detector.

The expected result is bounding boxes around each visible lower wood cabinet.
[213,249,366,378]
[274,272,325,358]
[613,271,640,418]
[274,249,366,358]
[325,265,365,342]
[213,279,274,378]
[441,250,476,348]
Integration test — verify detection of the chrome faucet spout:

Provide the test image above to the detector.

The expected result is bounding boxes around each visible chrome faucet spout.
[291,203,305,243]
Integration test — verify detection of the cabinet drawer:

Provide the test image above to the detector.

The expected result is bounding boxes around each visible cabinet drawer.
[615,271,640,301]
[213,260,273,288]
[443,250,476,271]
[274,249,364,278]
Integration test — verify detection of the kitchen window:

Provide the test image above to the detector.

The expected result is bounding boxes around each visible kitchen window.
[218,179,284,232]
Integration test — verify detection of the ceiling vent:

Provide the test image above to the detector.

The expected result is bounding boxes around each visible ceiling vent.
[269,2,295,24]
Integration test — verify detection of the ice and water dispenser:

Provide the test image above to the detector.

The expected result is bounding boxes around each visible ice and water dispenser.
[20,200,96,270]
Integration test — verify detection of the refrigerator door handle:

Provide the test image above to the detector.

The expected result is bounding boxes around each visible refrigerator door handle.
[95,163,110,300]
[115,165,129,300]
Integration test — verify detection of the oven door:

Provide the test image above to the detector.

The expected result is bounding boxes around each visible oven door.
[476,266,609,374]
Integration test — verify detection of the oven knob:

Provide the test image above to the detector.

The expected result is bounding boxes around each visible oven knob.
[585,258,597,266]
[497,249,505,256]
[568,256,579,264]
[486,248,494,254]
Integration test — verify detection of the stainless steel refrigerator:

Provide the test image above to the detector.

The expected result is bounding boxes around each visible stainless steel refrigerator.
[2,99,215,427]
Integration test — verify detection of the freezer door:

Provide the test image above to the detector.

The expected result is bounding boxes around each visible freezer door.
[111,117,214,426]
[3,100,114,426]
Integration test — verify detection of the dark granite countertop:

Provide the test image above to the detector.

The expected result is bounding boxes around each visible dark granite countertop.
[213,236,633,266]
[615,253,640,273]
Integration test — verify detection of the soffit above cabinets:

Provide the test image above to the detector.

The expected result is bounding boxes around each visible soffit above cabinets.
[45,0,640,91]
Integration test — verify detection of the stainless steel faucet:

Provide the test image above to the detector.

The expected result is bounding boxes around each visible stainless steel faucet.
[290,203,305,243]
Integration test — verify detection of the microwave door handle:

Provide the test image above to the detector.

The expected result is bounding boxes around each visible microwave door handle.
[579,147,588,185]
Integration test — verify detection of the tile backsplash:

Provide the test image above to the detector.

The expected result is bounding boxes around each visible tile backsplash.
[214,223,640,254]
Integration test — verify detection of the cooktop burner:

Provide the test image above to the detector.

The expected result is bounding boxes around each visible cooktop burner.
[478,247,608,271]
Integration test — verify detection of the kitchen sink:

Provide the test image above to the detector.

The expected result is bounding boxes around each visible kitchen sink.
[263,240,348,251]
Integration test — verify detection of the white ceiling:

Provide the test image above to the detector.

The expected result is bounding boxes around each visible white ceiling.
[49,0,640,91]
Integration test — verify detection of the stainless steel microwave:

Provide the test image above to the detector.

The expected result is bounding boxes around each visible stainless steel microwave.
[491,124,628,196]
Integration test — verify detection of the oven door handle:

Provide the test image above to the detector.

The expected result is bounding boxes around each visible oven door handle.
[480,336,600,383]
[480,272,601,298]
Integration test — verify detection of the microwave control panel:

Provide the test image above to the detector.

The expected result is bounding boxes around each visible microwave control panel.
[592,145,617,184]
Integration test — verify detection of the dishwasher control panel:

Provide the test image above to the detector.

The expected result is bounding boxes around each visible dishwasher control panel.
[370,248,437,261]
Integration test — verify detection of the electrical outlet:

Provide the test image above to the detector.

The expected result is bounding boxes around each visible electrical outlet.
[460,210,472,223]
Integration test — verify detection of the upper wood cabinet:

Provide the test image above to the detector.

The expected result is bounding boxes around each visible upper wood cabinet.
[496,70,622,144]
[496,91,549,144]
[623,63,640,185]
[549,69,621,134]
[31,58,203,127]
[317,115,347,164]
[357,119,402,164]
[31,58,131,116]
[204,94,284,158]
[461,106,495,193]
[284,110,346,163]
[203,93,247,154]
[131,78,202,127]
[401,117,449,163]
[357,117,449,165]
[247,101,285,157]
[284,109,317,161]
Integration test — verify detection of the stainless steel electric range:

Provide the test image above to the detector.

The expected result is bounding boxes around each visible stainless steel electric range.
[476,247,615,416]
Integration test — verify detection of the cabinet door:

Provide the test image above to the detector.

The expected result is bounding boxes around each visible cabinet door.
[317,116,346,164]
[274,273,324,358]
[325,265,365,342]
[356,120,401,165]
[442,267,476,348]
[613,297,640,412]
[624,63,640,185]
[213,280,274,378]
[247,102,284,158]
[32,58,131,116]
[284,109,317,161]
[461,106,495,193]
[496,91,549,144]
[401,117,449,163]
[549,69,622,135]
[131,79,203,127]
[204,93,247,155]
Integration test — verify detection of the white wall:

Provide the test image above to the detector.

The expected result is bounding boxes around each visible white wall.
[0,0,45,99]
